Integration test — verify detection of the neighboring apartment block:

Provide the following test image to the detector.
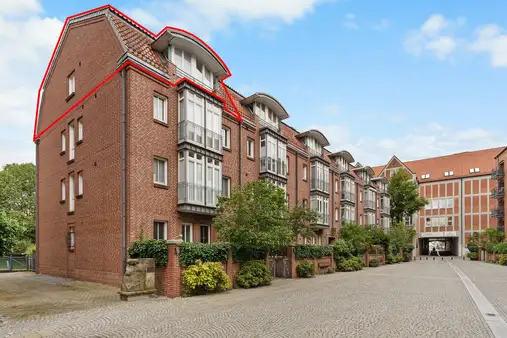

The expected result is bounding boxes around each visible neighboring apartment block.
[34,6,391,285]
[372,146,506,257]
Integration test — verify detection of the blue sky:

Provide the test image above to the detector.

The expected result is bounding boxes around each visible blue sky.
[1,0,507,167]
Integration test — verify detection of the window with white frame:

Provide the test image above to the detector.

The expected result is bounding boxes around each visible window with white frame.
[260,133,286,177]
[68,121,75,161]
[305,137,322,156]
[205,101,222,152]
[68,73,75,96]
[154,157,167,185]
[302,164,307,181]
[335,180,339,193]
[77,118,83,142]
[310,161,329,193]
[247,138,254,158]
[182,223,192,242]
[68,228,75,250]
[253,102,279,129]
[310,194,329,225]
[69,174,74,212]
[178,151,221,206]
[178,91,204,145]
[200,225,210,243]
[61,131,66,153]
[172,47,214,90]
[77,171,83,196]
[222,176,230,197]
[206,157,221,206]
[154,221,167,240]
[61,179,66,201]
[153,95,167,123]
[222,127,230,149]
[335,208,339,221]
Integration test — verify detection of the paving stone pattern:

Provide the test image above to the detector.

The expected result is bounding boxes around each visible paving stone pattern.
[0,260,499,337]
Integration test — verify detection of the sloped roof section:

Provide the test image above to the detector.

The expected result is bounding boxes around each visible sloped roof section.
[328,150,355,163]
[241,92,289,120]
[295,129,330,147]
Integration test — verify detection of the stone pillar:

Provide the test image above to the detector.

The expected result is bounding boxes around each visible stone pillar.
[165,238,183,298]
[399,247,403,257]
[287,246,296,278]
[226,247,235,286]
[365,251,370,267]
[478,247,482,261]
[331,251,336,271]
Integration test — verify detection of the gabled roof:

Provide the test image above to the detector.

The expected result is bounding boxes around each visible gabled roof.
[375,155,415,177]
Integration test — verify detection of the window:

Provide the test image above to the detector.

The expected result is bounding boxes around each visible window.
[153,95,167,123]
[182,223,192,242]
[69,174,74,212]
[259,133,286,177]
[469,168,474,174]
[475,168,480,173]
[68,228,75,250]
[172,47,214,89]
[360,191,363,202]
[68,121,75,161]
[287,156,290,175]
[445,172,449,177]
[68,73,75,96]
[425,218,431,227]
[61,131,66,153]
[302,164,307,181]
[421,174,430,179]
[447,216,453,226]
[425,201,431,210]
[438,199,446,209]
[431,199,438,209]
[222,177,230,197]
[222,127,230,149]
[77,171,83,196]
[77,118,83,142]
[154,158,167,185]
[247,138,254,158]
[335,180,339,193]
[449,171,454,176]
[61,179,66,201]
[154,221,167,240]
[200,225,210,244]
[447,198,454,209]
[302,199,308,207]
[335,208,339,221]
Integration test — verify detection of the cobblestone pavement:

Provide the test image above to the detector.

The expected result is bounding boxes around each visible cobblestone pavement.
[0,260,500,338]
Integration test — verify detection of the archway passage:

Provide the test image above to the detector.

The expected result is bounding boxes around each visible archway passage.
[419,237,459,256]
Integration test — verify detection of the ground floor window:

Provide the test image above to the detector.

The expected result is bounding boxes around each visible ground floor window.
[182,223,192,242]
[154,221,167,240]
[200,224,210,243]
[67,227,75,250]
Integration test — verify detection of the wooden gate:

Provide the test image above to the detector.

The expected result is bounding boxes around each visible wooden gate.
[269,256,290,278]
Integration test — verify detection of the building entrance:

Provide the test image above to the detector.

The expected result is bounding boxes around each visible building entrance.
[419,237,459,256]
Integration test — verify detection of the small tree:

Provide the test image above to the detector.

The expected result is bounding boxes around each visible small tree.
[340,222,372,255]
[213,180,317,251]
[388,169,428,223]
[366,225,390,251]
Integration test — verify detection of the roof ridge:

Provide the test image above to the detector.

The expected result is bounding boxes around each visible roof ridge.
[403,146,506,164]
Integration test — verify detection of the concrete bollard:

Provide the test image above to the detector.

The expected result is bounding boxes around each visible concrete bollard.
[420,256,422,260]
[441,257,443,260]
[426,256,428,260]
[433,257,435,260]
[451,257,453,260]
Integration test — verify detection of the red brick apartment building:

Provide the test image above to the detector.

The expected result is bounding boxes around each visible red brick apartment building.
[34,6,390,285]
[372,147,507,257]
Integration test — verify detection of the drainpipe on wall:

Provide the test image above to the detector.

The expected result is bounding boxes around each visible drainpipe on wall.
[239,121,243,186]
[331,171,335,231]
[121,68,127,274]
[295,155,299,204]
[460,178,464,257]
[35,139,40,273]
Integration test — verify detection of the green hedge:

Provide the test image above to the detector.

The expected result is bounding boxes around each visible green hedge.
[232,246,267,263]
[332,239,351,258]
[494,243,507,254]
[128,239,168,266]
[179,242,230,267]
[296,261,315,278]
[467,243,479,253]
[294,245,333,259]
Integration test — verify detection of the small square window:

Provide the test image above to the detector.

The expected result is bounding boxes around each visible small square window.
[444,172,449,176]
[449,171,454,176]
[475,168,480,173]
[469,168,474,174]
[154,221,167,240]
[247,138,254,158]
[222,127,230,149]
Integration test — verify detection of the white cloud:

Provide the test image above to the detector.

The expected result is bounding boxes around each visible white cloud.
[0,0,63,166]
[126,0,333,41]
[311,123,506,166]
[373,18,390,31]
[404,14,465,61]
[343,13,358,30]
[469,24,507,67]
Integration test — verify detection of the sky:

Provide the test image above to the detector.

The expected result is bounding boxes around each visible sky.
[1,0,507,168]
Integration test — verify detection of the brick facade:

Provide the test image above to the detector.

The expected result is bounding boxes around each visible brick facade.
[35,7,390,285]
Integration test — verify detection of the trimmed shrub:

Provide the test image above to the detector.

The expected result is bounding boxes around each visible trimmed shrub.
[388,255,403,264]
[182,260,231,295]
[232,246,267,263]
[179,242,230,267]
[337,256,363,271]
[485,242,497,254]
[235,260,272,288]
[294,245,333,259]
[296,261,315,278]
[498,254,507,266]
[332,239,351,258]
[403,243,415,254]
[467,252,478,261]
[494,243,507,254]
[467,243,479,253]
[128,239,168,266]
[369,258,380,267]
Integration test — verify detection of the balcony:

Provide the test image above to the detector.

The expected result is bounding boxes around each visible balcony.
[313,212,329,228]
[492,207,505,218]
[364,200,375,210]
[178,121,221,153]
[380,206,390,215]
[310,178,329,194]
[341,191,356,204]
[178,182,221,213]
[492,187,505,199]
[491,168,504,180]
[260,156,287,179]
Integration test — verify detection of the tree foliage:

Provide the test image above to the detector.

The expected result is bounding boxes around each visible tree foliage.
[0,163,36,255]
[339,223,372,255]
[388,169,428,223]
[213,180,317,250]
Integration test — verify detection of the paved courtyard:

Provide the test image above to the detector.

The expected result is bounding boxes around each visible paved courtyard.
[1,259,506,337]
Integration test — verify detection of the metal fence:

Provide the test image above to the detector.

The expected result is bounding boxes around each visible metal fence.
[0,255,36,272]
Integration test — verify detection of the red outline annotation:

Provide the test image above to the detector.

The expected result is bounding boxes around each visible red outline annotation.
[33,4,242,142]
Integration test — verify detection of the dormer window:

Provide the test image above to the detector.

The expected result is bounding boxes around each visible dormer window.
[421,174,430,179]
[305,137,322,156]
[172,47,214,90]
[254,102,279,129]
